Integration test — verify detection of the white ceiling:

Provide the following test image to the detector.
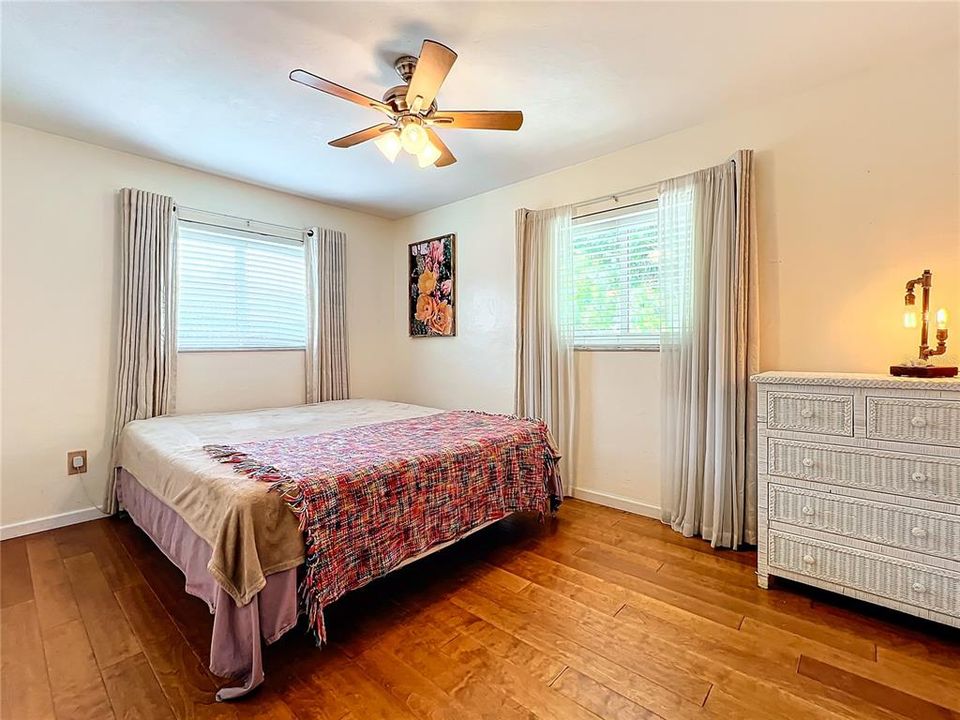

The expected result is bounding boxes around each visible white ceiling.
[3,2,957,218]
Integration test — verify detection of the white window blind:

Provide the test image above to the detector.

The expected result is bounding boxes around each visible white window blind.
[177,222,307,351]
[572,200,659,349]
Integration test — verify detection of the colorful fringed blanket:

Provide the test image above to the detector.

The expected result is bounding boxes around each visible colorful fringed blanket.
[204,411,562,640]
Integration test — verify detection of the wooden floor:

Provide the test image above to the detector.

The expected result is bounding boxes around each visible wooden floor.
[2,500,959,720]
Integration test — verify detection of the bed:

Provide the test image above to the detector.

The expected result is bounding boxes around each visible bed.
[114,399,561,700]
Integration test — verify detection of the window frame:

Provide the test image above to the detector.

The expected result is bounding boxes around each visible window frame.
[176,219,308,353]
[571,198,660,353]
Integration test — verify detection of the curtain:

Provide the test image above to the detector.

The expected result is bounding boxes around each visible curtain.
[305,227,349,403]
[515,206,576,494]
[658,150,759,548]
[107,188,178,513]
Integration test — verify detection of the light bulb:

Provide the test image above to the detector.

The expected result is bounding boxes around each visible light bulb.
[373,130,401,163]
[936,308,948,330]
[416,139,442,168]
[400,121,428,155]
[903,309,918,329]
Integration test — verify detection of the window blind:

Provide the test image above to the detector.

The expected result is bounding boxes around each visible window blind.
[571,200,659,349]
[177,222,307,351]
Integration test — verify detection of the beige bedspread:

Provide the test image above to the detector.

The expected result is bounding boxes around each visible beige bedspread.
[117,399,442,605]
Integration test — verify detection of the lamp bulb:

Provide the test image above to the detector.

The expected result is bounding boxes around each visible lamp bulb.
[373,130,401,163]
[936,308,948,330]
[400,122,428,155]
[416,139,442,168]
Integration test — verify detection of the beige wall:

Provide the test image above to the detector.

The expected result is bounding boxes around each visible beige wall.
[0,124,396,529]
[392,46,959,514]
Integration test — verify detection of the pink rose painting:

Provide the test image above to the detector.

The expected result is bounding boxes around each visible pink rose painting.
[409,234,456,337]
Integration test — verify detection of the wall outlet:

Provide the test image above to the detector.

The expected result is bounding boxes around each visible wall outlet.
[67,450,87,475]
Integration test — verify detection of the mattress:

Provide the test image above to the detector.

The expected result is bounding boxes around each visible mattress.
[116,399,443,605]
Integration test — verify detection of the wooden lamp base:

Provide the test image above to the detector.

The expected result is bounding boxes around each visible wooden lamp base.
[890,364,958,378]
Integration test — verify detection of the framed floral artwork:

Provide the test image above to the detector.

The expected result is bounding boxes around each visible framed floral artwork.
[409,234,456,337]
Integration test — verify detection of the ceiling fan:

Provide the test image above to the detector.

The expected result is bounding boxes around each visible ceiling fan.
[290,40,523,168]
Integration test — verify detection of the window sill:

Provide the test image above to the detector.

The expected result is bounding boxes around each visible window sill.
[177,347,306,354]
[574,346,659,353]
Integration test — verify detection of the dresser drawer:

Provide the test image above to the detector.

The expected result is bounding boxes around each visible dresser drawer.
[866,396,960,448]
[769,484,960,562]
[767,391,853,436]
[767,438,960,504]
[768,530,960,616]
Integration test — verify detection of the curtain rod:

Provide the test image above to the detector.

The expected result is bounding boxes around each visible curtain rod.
[572,181,659,210]
[175,205,310,237]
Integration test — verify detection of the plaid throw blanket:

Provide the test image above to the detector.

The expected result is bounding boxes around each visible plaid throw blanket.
[204,411,562,640]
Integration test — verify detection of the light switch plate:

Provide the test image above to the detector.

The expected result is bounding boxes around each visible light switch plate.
[67,450,87,475]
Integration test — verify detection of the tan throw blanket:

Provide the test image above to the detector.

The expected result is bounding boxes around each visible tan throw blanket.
[115,400,443,605]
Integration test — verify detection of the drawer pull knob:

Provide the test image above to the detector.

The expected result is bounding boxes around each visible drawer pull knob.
[911,471,927,483]
[911,582,926,594]
[801,458,814,468]
[801,506,815,517]
[910,416,927,428]
[800,408,814,419]
[802,554,816,565]
[911,527,928,539]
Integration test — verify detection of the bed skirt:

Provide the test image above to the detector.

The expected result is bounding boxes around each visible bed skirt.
[117,469,299,700]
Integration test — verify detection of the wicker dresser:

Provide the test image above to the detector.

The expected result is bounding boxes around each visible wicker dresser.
[754,372,960,627]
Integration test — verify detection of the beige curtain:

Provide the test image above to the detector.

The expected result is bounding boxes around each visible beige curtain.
[305,227,349,402]
[659,150,759,548]
[515,206,576,494]
[107,188,178,513]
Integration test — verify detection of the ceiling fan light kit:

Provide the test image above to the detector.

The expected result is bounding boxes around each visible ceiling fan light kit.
[290,40,523,168]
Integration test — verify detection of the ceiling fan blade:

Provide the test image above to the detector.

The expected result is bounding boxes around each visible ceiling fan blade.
[405,40,457,113]
[429,111,523,131]
[328,123,395,148]
[425,128,457,167]
[290,69,394,117]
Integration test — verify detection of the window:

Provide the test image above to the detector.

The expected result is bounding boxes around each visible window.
[572,200,659,349]
[177,223,307,351]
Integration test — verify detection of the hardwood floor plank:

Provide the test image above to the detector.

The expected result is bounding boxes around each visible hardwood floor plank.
[109,517,215,661]
[321,659,421,720]
[798,654,960,720]
[440,632,601,720]
[452,577,712,707]
[568,540,880,660]
[448,610,567,684]
[101,653,176,720]
[527,543,744,629]
[0,601,55,720]
[63,552,141,669]
[532,582,890,720]
[1,537,35,607]
[806,594,960,671]
[490,552,627,615]
[271,645,358,720]
[557,517,758,584]
[378,613,541,720]
[800,642,960,713]
[114,583,238,719]
[56,519,144,591]
[875,646,960,690]
[606,510,757,566]
[550,667,665,720]
[43,619,115,719]
[26,534,81,630]
[356,644,486,720]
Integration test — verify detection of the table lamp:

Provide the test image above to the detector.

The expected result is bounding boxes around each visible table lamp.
[890,269,957,378]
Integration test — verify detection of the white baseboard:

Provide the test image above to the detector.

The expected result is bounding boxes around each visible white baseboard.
[570,487,661,519]
[1,506,107,541]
